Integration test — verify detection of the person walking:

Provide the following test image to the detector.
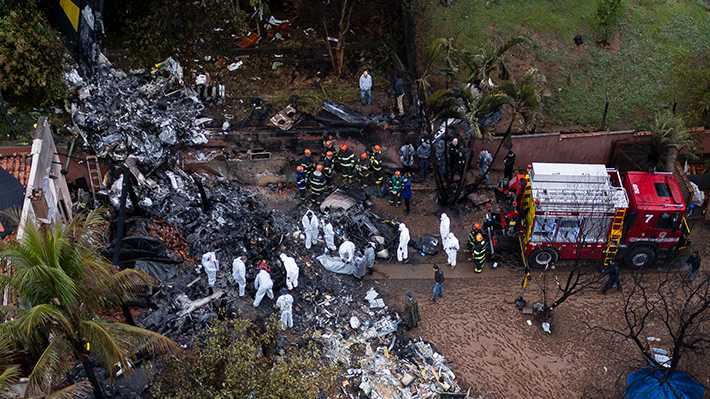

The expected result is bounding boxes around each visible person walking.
[440,213,450,245]
[601,259,621,293]
[253,264,274,307]
[503,149,516,181]
[393,75,405,115]
[371,145,384,185]
[364,242,375,275]
[417,139,431,182]
[685,251,702,282]
[359,70,372,105]
[280,253,299,290]
[301,210,319,250]
[232,255,247,297]
[401,175,412,216]
[402,292,420,330]
[444,232,460,270]
[432,265,444,303]
[388,170,404,206]
[473,234,486,273]
[275,288,294,330]
[397,223,410,263]
[323,219,337,251]
[477,148,493,187]
[399,141,415,175]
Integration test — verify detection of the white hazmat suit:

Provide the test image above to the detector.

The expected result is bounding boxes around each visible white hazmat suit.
[339,241,355,263]
[280,253,300,290]
[397,224,410,262]
[302,211,319,249]
[323,221,337,251]
[444,232,460,268]
[202,251,219,287]
[232,257,247,297]
[364,244,375,271]
[440,213,450,244]
[253,269,274,307]
[276,293,294,330]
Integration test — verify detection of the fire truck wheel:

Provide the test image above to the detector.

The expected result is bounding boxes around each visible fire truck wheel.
[528,247,558,268]
[625,246,656,269]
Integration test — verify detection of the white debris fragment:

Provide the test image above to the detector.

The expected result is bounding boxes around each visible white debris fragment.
[227,61,243,71]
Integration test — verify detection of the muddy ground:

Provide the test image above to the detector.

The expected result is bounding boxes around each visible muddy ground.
[254,168,710,399]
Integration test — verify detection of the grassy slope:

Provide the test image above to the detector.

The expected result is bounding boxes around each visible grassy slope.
[422,0,710,129]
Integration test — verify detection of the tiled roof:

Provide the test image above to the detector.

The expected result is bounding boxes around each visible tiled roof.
[0,151,32,187]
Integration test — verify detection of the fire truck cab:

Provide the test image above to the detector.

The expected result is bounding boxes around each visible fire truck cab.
[505,163,689,269]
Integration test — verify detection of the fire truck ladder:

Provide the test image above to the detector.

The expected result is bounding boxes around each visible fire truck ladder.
[86,155,102,202]
[603,208,626,267]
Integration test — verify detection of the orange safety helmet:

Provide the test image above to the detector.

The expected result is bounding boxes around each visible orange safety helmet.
[326,151,333,157]
[374,145,381,151]
[476,234,483,242]
[340,144,347,151]
[326,140,332,146]
[394,170,401,176]
[296,165,303,172]
[316,164,323,171]
[474,223,480,229]
[361,152,368,159]
[304,149,311,155]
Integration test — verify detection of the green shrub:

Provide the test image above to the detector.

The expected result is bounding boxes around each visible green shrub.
[593,0,625,44]
[0,4,65,108]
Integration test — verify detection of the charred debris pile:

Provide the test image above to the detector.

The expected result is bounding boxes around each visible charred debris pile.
[63,57,466,398]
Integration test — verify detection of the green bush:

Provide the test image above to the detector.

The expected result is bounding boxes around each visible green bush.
[593,0,625,44]
[663,49,710,128]
[0,4,65,108]
[151,317,341,399]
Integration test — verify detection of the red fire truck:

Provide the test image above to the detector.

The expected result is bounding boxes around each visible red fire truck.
[494,163,691,269]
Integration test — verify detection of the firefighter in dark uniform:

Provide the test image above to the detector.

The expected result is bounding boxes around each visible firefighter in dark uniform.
[357,152,371,188]
[338,144,355,184]
[473,234,486,273]
[467,222,484,252]
[300,149,316,178]
[310,164,327,205]
[371,145,384,185]
[323,151,335,187]
[322,140,336,160]
[296,165,308,202]
[389,170,404,206]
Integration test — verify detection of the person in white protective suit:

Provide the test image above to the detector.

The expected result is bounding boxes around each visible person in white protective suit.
[232,255,247,297]
[253,266,274,307]
[323,219,337,251]
[339,241,355,263]
[302,210,319,250]
[440,213,450,247]
[444,232,460,269]
[364,242,375,275]
[397,223,410,263]
[202,251,219,287]
[275,288,294,330]
[280,253,299,290]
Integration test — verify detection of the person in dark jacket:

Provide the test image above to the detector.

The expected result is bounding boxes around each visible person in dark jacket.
[338,144,355,184]
[601,259,621,293]
[435,140,445,177]
[402,292,420,330]
[503,149,516,180]
[296,165,307,201]
[432,264,444,303]
[417,140,431,182]
[448,138,461,181]
[393,75,405,116]
[401,175,412,216]
[300,149,315,178]
[685,251,702,282]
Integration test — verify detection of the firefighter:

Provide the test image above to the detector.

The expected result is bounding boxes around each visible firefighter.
[338,144,355,184]
[322,140,336,160]
[357,152,371,188]
[310,164,327,205]
[389,170,404,206]
[467,222,484,252]
[296,165,308,201]
[371,145,384,185]
[323,151,335,187]
[300,149,315,178]
[473,234,486,273]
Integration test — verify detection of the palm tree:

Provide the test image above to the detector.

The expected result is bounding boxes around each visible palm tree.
[0,209,179,399]
[626,111,697,173]
[497,67,546,141]
[461,36,530,85]
[418,38,459,98]
[0,335,20,398]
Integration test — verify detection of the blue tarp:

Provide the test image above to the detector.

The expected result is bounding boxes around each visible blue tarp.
[626,368,704,399]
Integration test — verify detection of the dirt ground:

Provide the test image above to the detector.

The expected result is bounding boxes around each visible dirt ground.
[253,171,710,399]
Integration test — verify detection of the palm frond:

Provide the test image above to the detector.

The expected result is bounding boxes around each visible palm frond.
[19,304,73,340]
[26,336,72,397]
[45,381,93,399]
[0,334,20,397]
[495,36,530,57]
